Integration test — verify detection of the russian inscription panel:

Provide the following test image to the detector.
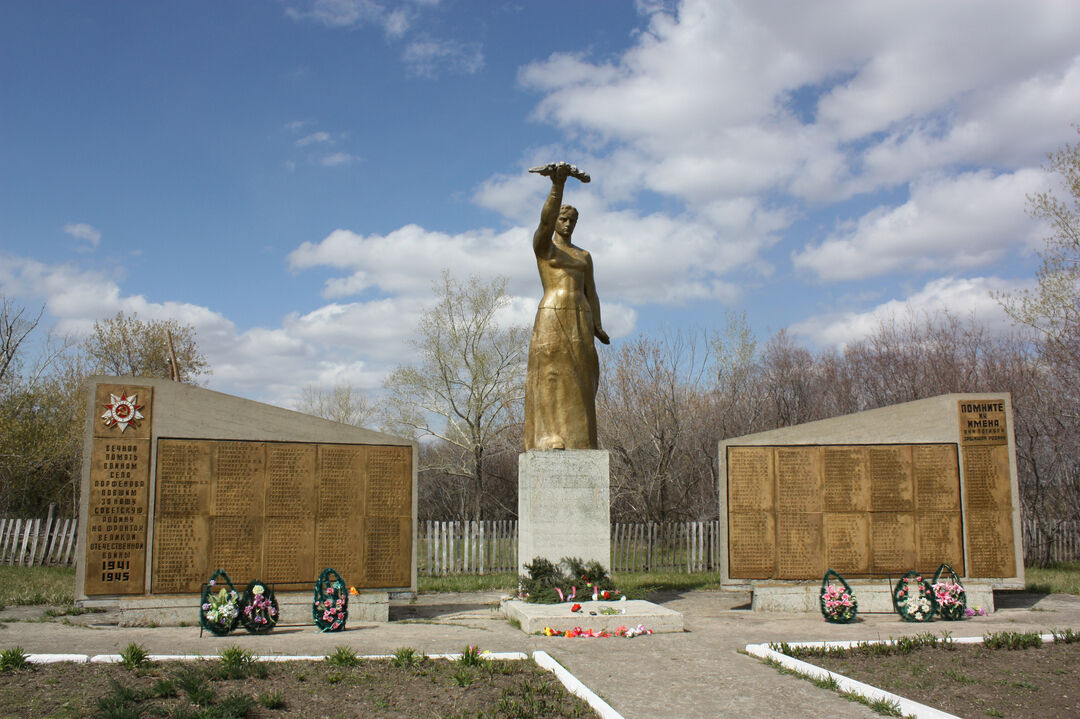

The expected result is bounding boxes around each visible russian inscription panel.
[84,384,153,596]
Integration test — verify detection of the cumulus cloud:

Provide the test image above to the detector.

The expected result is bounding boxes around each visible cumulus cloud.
[792,170,1049,281]
[63,222,101,249]
[789,275,1028,349]
[517,0,1080,209]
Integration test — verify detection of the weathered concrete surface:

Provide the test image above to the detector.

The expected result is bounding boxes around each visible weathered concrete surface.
[1,589,1077,719]
[752,580,995,613]
[79,591,390,625]
[501,598,684,633]
[518,450,609,573]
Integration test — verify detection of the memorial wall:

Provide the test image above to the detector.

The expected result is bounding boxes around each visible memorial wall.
[76,377,417,601]
[719,394,1022,587]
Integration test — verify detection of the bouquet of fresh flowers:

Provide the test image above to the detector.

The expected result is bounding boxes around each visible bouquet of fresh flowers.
[819,569,858,624]
[200,570,240,636]
[312,567,349,632]
[931,563,967,621]
[893,571,936,622]
[240,581,279,634]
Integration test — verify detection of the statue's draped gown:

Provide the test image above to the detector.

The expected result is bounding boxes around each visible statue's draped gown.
[523,242,600,451]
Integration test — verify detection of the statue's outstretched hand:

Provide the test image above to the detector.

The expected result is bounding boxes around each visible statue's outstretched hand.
[529,162,591,183]
[595,328,610,345]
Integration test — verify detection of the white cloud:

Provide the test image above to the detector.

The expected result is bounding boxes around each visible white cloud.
[515,0,1080,210]
[789,275,1028,349]
[296,131,332,147]
[402,38,483,78]
[63,222,101,248]
[284,0,411,37]
[319,152,360,167]
[792,170,1049,282]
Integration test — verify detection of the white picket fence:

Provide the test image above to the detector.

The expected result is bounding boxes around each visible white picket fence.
[418,520,723,575]
[1022,518,1080,564]
[0,513,78,566]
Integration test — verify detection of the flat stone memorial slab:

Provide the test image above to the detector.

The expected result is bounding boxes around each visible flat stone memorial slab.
[501,599,684,634]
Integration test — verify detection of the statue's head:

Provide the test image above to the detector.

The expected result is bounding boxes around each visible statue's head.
[556,204,578,237]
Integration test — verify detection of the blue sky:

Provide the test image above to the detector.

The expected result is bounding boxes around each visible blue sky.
[3,0,1079,407]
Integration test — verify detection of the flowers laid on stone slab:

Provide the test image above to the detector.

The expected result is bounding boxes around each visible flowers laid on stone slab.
[965,605,988,617]
[931,563,968,621]
[240,580,279,634]
[893,571,937,622]
[200,569,240,636]
[517,556,621,604]
[819,569,858,624]
[539,624,654,638]
[312,568,349,632]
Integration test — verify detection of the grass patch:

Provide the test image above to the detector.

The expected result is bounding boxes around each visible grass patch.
[417,573,518,593]
[611,571,725,598]
[1025,561,1080,595]
[0,565,74,606]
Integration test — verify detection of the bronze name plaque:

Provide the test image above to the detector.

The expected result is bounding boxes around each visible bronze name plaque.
[152,440,411,593]
[728,443,964,580]
[958,399,1015,577]
[84,384,154,595]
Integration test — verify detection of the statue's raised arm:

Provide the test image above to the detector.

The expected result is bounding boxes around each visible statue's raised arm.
[523,161,605,452]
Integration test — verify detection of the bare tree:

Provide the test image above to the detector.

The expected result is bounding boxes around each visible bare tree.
[296,382,376,427]
[0,296,43,387]
[598,330,719,522]
[383,272,528,521]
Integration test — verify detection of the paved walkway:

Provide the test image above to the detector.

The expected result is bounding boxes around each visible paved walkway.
[2,590,1079,718]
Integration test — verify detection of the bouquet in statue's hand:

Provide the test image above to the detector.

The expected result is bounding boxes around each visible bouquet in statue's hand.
[529,161,590,183]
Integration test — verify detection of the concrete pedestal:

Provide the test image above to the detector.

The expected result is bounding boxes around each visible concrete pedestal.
[518,450,609,573]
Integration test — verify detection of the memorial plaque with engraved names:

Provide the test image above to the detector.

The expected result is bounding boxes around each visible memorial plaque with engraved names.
[727,443,964,580]
[823,446,870,512]
[966,511,1016,577]
[962,444,1015,577]
[869,446,913,512]
[916,512,964,574]
[84,383,154,596]
[728,512,775,578]
[824,513,870,574]
[265,443,316,517]
[148,439,413,595]
[727,447,774,512]
[776,512,824,579]
[913,445,960,512]
[212,442,265,517]
[776,448,822,513]
[152,516,208,593]
[870,513,916,573]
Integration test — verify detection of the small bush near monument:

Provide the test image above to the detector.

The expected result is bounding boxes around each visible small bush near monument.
[517,557,620,604]
[0,655,598,718]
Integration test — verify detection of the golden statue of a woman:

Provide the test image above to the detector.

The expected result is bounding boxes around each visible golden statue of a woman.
[524,162,610,451]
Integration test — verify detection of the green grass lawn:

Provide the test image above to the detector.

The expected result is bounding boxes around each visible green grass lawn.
[0,565,76,606]
[1025,561,1080,595]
